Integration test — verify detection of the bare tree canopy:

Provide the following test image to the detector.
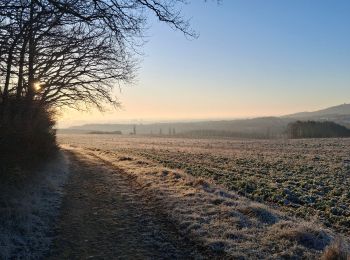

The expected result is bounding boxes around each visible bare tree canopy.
[0,0,196,110]
[0,0,219,171]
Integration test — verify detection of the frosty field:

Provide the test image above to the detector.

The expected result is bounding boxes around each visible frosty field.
[58,135,350,236]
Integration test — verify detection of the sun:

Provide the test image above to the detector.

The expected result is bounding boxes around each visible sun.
[34,82,41,91]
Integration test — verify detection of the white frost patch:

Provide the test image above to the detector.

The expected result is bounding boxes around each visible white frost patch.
[0,152,70,259]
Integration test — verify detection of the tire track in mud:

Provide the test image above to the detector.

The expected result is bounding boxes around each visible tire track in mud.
[49,149,203,259]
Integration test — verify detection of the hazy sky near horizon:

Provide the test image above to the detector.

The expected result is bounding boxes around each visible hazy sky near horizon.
[59,0,350,128]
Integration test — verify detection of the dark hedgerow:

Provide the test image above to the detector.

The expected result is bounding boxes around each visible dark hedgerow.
[0,97,58,175]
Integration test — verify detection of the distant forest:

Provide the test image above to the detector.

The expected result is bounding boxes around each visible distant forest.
[61,118,350,139]
[88,131,122,135]
[62,104,350,140]
[177,130,272,139]
[287,121,350,139]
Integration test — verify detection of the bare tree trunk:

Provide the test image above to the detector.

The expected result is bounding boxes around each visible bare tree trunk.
[3,43,15,103]
[0,43,3,97]
[16,38,28,99]
[27,0,36,101]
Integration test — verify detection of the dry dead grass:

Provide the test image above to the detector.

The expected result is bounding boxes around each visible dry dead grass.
[62,144,348,259]
[321,239,350,260]
[268,221,331,250]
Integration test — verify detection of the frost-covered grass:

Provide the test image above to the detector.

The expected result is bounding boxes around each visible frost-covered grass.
[64,144,349,259]
[0,152,69,259]
[58,134,350,235]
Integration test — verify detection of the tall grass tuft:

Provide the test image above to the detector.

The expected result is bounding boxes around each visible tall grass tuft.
[321,238,349,260]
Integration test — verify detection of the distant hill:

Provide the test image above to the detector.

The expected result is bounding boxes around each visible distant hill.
[283,103,350,129]
[284,103,350,119]
[58,103,350,139]
[59,117,293,138]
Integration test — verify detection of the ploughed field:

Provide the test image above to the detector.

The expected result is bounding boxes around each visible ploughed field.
[58,134,350,235]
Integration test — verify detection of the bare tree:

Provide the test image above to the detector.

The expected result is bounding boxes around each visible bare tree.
[0,0,196,112]
[0,0,209,163]
[0,0,213,165]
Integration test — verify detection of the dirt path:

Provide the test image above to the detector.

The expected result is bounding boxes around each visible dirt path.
[49,149,203,259]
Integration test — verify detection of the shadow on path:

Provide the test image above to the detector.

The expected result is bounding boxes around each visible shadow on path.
[49,150,202,259]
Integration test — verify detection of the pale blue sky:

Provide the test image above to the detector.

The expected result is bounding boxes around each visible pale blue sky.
[59,0,350,127]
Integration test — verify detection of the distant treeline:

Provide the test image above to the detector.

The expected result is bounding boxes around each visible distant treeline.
[62,117,350,140]
[178,130,273,139]
[287,121,350,139]
[65,117,291,137]
[88,131,122,135]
